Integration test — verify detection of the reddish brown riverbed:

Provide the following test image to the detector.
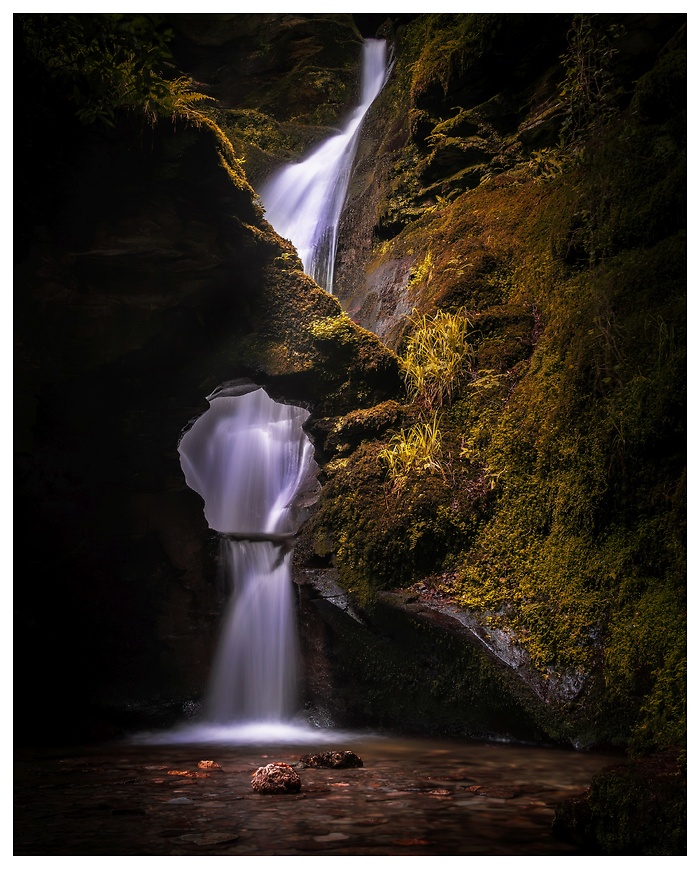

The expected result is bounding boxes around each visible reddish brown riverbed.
[14,734,618,856]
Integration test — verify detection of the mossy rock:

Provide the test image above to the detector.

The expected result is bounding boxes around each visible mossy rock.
[553,752,686,855]
[306,587,573,741]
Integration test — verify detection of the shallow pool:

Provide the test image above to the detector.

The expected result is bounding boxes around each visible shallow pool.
[14,732,619,856]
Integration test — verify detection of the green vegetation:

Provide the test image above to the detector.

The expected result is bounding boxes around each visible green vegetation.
[399,307,474,410]
[18,13,252,192]
[378,414,444,494]
[19,14,210,129]
[312,12,685,760]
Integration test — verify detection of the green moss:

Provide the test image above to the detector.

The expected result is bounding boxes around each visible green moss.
[553,753,686,855]
[321,13,685,754]
[309,312,360,344]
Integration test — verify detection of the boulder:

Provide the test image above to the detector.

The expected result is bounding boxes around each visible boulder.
[297,750,364,769]
[251,762,302,794]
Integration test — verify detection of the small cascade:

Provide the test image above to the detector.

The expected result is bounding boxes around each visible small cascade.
[260,38,389,292]
[178,385,318,726]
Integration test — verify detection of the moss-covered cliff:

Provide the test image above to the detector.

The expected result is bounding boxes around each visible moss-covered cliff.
[299,12,686,759]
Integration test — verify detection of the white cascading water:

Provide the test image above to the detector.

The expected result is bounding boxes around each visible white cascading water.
[136,40,389,746]
[260,38,388,292]
[177,387,318,728]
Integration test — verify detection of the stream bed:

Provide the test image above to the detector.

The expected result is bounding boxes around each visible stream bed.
[14,733,619,856]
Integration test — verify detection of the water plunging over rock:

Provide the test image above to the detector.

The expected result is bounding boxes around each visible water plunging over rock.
[139,40,394,748]
[142,40,392,745]
[260,39,388,292]
[178,386,319,726]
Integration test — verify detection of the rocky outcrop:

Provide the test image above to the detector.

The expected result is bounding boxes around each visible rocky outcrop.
[552,752,686,855]
[295,569,571,743]
[303,12,686,758]
[297,751,363,769]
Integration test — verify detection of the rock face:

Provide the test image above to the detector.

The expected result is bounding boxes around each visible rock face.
[251,762,302,794]
[552,753,686,855]
[294,570,568,744]
[14,12,400,742]
[299,12,686,757]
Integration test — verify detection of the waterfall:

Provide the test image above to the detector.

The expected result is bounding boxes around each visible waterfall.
[138,41,386,746]
[260,38,389,292]
[178,385,318,726]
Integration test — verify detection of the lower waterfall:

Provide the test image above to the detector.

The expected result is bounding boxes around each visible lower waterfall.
[179,386,316,729]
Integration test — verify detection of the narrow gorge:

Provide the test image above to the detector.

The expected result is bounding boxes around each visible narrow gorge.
[15,12,686,856]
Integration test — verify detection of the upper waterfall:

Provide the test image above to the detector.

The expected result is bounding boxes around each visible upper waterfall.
[260,38,388,293]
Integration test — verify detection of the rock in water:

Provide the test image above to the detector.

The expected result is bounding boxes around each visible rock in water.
[251,762,302,794]
[297,750,364,769]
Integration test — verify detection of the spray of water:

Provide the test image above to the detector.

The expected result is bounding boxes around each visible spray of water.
[260,39,389,292]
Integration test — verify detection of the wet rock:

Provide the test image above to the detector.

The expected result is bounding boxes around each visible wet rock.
[552,792,592,847]
[251,762,302,794]
[168,769,211,778]
[552,753,686,855]
[178,832,240,845]
[198,760,221,769]
[467,784,516,798]
[297,750,364,769]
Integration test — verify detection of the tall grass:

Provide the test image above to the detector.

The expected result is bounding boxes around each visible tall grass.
[378,414,444,494]
[400,308,474,410]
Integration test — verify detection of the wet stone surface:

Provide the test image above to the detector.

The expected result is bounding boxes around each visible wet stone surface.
[14,735,617,855]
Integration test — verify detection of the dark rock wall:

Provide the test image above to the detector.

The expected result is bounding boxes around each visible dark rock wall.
[14,14,399,742]
[295,571,570,743]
